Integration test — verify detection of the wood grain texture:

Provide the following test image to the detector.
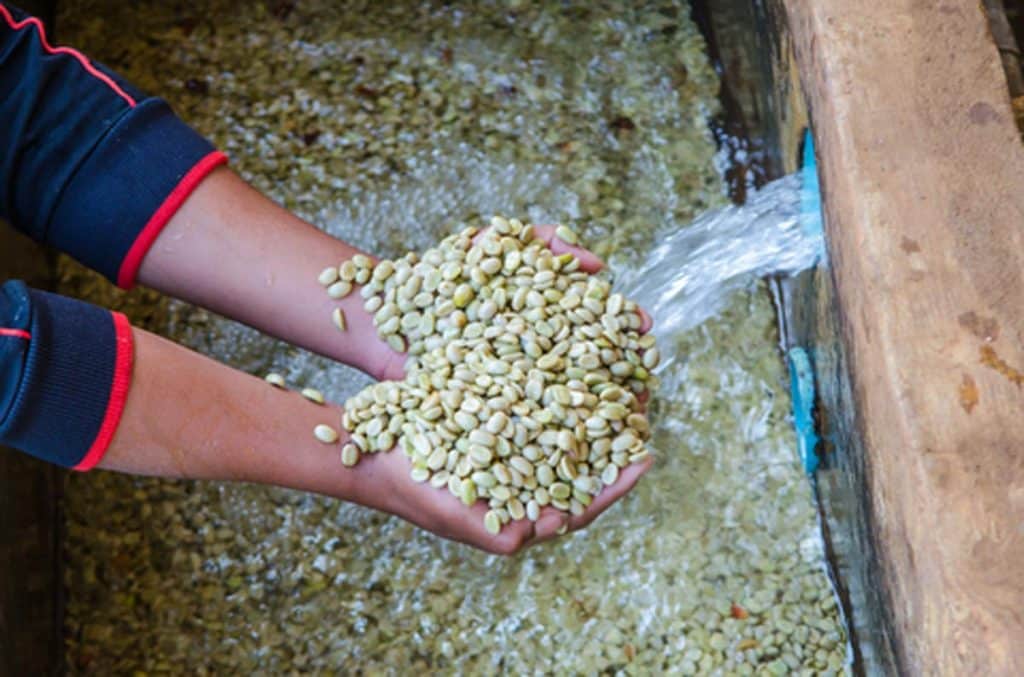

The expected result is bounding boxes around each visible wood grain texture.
[783,1,1024,673]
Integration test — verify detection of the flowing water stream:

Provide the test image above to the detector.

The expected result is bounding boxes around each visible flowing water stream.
[56,1,847,674]
[621,173,819,358]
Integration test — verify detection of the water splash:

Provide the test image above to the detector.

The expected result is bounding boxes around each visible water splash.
[619,173,822,357]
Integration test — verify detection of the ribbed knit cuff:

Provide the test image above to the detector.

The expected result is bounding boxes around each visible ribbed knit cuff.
[45,98,226,288]
[0,283,133,469]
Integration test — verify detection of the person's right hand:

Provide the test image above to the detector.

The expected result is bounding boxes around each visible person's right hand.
[346,435,654,555]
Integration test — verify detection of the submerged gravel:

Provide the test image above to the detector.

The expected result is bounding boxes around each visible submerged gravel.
[56,1,849,673]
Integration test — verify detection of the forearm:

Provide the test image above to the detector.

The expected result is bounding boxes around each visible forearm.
[4,3,407,385]
[1,281,454,541]
[136,167,398,379]
[99,325,380,505]
[101,326,595,555]
[0,280,645,555]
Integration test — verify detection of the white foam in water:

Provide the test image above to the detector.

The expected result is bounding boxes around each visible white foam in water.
[618,173,821,357]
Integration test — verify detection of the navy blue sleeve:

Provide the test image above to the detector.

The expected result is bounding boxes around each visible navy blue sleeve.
[0,280,133,469]
[0,2,227,288]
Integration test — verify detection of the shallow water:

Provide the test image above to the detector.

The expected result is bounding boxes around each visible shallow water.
[57,1,847,674]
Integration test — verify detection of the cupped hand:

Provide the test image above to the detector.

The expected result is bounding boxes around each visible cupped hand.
[346,223,653,381]
[335,223,657,553]
[350,438,654,555]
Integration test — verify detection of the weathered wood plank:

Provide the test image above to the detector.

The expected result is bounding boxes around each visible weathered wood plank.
[783,1,1024,673]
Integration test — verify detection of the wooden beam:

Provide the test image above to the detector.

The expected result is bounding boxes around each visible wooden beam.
[783,1,1024,673]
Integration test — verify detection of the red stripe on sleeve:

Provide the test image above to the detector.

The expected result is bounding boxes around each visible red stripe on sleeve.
[116,150,228,289]
[0,328,31,339]
[0,3,137,107]
[73,312,134,472]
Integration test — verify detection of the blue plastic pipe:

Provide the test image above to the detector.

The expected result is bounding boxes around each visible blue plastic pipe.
[787,129,823,474]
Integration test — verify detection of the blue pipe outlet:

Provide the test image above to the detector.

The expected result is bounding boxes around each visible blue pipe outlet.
[788,129,823,474]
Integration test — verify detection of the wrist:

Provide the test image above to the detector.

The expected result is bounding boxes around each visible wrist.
[316,284,389,376]
[272,428,405,515]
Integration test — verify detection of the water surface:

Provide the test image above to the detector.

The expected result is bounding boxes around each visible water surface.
[57,1,847,673]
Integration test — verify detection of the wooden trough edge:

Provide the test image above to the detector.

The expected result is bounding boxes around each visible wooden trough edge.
[783,1,1024,674]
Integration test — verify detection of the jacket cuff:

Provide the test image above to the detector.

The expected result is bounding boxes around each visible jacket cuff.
[45,98,227,288]
[0,283,133,470]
